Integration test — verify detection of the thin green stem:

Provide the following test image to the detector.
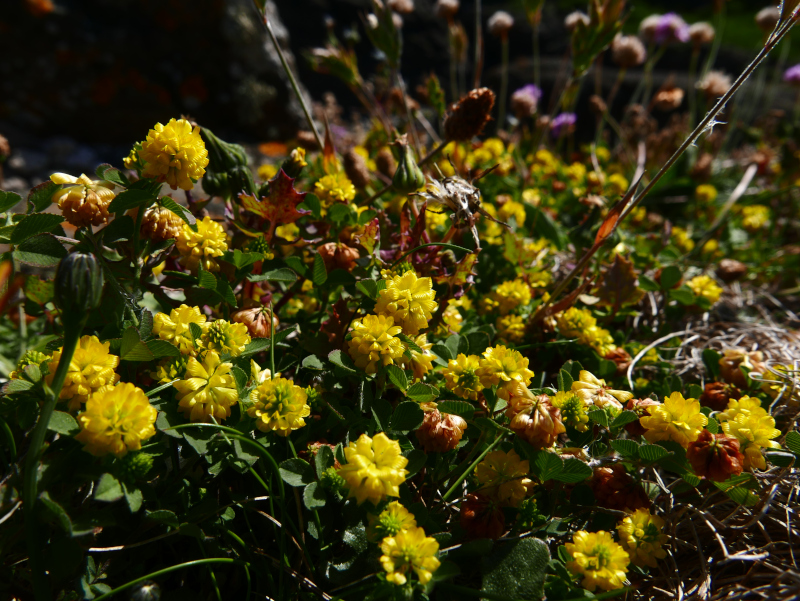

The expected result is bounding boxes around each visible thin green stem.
[269,302,276,375]
[395,69,421,157]
[498,37,509,132]
[442,434,504,502]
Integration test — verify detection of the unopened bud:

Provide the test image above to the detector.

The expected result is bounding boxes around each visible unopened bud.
[54,252,104,319]
[392,138,425,193]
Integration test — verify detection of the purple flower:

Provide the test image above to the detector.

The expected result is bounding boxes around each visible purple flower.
[784,64,800,85]
[510,84,543,118]
[654,13,690,44]
[515,84,542,102]
[551,112,577,138]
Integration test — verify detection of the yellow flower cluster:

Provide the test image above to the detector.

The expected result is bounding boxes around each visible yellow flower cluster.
[248,375,310,436]
[368,501,417,542]
[552,391,590,432]
[152,305,208,355]
[139,118,209,190]
[477,345,535,400]
[315,172,356,208]
[347,314,405,374]
[640,391,708,448]
[10,350,50,380]
[337,432,409,506]
[616,509,667,568]
[75,382,157,457]
[496,314,526,344]
[671,227,695,253]
[380,526,441,586]
[695,184,718,203]
[741,205,770,231]
[173,351,238,422]
[686,275,723,305]
[375,270,438,335]
[47,335,121,412]
[399,333,435,381]
[176,216,229,273]
[571,370,632,411]
[482,279,531,316]
[566,530,629,592]
[718,396,780,469]
[202,319,251,356]
[474,449,532,508]
[556,307,616,356]
[442,353,484,400]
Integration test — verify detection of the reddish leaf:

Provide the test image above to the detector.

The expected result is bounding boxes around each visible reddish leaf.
[322,122,337,175]
[434,253,479,288]
[594,254,645,310]
[239,169,309,225]
[352,218,380,256]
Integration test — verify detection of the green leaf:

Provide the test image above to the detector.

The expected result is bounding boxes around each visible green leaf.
[706,416,719,434]
[405,449,427,476]
[406,382,438,402]
[160,196,197,230]
[123,482,143,513]
[146,339,180,358]
[466,331,491,356]
[303,482,326,509]
[39,491,73,534]
[283,255,307,275]
[386,365,408,391]
[766,451,796,468]
[639,444,671,463]
[27,181,60,212]
[312,252,328,286]
[533,451,563,482]
[96,163,129,187]
[302,355,325,371]
[390,401,424,432]
[3,379,34,394]
[108,189,157,213]
[639,274,659,292]
[279,458,315,487]
[702,349,722,379]
[0,190,23,213]
[94,474,124,502]
[10,213,64,245]
[397,333,423,354]
[610,439,640,458]
[431,344,453,362]
[588,409,609,428]
[315,445,334,478]
[146,509,180,527]
[445,334,462,359]
[437,400,474,419]
[660,265,683,290]
[356,279,379,300]
[298,193,321,220]
[48,411,80,436]
[670,287,696,306]
[247,268,297,283]
[189,322,204,344]
[197,268,217,289]
[557,369,574,392]
[328,349,357,373]
[610,410,639,429]
[120,328,154,362]
[215,278,236,305]
[481,538,549,601]
[13,233,67,267]
[553,457,592,483]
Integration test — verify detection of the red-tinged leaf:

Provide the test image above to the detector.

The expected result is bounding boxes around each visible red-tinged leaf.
[322,122,337,175]
[410,202,428,249]
[595,202,623,245]
[353,218,380,256]
[239,169,309,225]
[543,277,595,318]
[594,254,645,310]
[398,202,413,251]
[434,253,479,288]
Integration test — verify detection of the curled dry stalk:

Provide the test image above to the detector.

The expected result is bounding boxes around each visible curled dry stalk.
[530,11,800,327]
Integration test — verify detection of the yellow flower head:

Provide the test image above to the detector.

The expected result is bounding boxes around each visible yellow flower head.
[496,314,526,344]
[474,449,532,508]
[552,390,590,432]
[375,270,438,335]
[443,354,485,400]
[399,333,435,381]
[47,335,120,412]
[380,526,441,586]
[315,172,356,208]
[640,391,708,447]
[257,163,279,181]
[686,275,723,305]
[248,376,310,436]
[741,205,770,231]
[498,200,526,227]
[718,396,780,470]
[671,227,695,253]
[367,501,418,542]
[566,530,630,592]
[435,299,466,336]
[50,173,116,227]
[606,173,629,196]
[557,307,597,340]
[153,304,208,355]
[616,509,667,568]
[695,184,718,203]
[491,279,532,316]
[521,188,541,206]
[477,346,535,392]
[176,216,229,273]
[202,319,251,357]
[337,432,409,506]
[10,350,50,380]
[173,351,238,422]
[139,118,209,190]
[153,355,189,384]
[347,314,405,375]
[571,370,633,411]
[75,382,157,458]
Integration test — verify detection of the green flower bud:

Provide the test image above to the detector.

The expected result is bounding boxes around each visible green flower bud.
[54,252,104,319]
[392,140,425,194]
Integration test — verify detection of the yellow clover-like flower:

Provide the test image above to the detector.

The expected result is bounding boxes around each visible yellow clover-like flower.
[347,314,405,375]
[616,509,668,568]
[139,118,209,190]
[375,270,438,335]
[566,530,630,592]
[399,333,435,381]
[741,205,770,231]
[337,432,409,506]
[173,351,238,422]
[443,353,485,400]
[571,370,633,411]
[47,335,120,412]
[478,345,535,395]
[718,396,780,470]
[492,279,532,316]
[496,314,526,344]
[474,449,532,508]
[498,200,526,227]
[380,526,441,586]
[202,319,251,357]
[686,275,723,305]
[640,391,708,448]
[367,501,418,542]
[695,184,718,203]
[50,173,116,227]
[152,304,208,355]
[75,382,157,458]
[248,376,310,436]
[315,172,356,208]
[552,390,590,432]
[176,216,229,273]
[9,350,50,380]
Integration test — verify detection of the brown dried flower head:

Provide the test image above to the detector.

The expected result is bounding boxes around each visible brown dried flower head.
[699,381,741,412]
[444,88,496,141]
[460,493,505,540]
[509,395,566,450]
[719,349,766,389]
[611,34,647,68]
[604,347,632,377]
[697,70,732,99]
[317,242,360,272]
[387,0,414,14]
[589,95,608,116]
[687,430,744,482]
[435,0,459,20]
[375,148,397,179]
[51,173,115,228]
[591,465,650,512]
[0,134,10,160]
[624,398,661,437]
[755,7,780,33]
[231,304,279,338]
[688,22,715,46]
[653,86,685,112]
[416,403,467,452]
[488,11,514,37]
[691,152,714,181]
[565,10,590,32]
[716,259,747,283]
[140,202,185,242]
[343,149,371,189]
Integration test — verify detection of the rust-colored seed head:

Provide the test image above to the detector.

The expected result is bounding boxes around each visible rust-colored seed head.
[591,465,650,512]
[604,347,632,377]
[625,397,661,437]
[687,430,744,482]
[141,203,185,242]
[653,87,685,112]
[343,149,371,189]
[375,148,396,179]
[231,304,279,338]
[611,34,647,68]
[317,242,360,272]
[416,403,467,452]
[588,95,608,116]
[509,395,566,450]
[61,188,112,228]
[717,259,747,283]
[460,493,505,540]
[699,381,740,412]
[444,88,496,142]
